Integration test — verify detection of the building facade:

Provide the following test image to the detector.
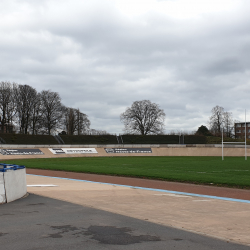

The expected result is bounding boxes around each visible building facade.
[234,122,250,139]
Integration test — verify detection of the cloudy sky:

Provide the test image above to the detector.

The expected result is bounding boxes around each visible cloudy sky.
[1,0,250,134]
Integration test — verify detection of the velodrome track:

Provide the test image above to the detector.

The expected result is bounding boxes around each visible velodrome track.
[1,146,250,249]
[0,144,250,160]
[1,170,250,250]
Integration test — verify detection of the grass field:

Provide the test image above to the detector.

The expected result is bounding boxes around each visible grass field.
[3,156,250,189]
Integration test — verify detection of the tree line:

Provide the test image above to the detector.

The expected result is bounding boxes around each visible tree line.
[0,81,237,137]
[120,101,236,138]
[0,81,90,135]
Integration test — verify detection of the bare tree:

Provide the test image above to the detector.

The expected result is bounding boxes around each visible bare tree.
[75,108,90,135]
[209,105,225,135]
[29,93,43,135]
[64,108,75,135]
[120,100,165,135]
[40,90,63,135]
[14,84,38,134]
[223,111,234,137]
[64,107,90,135]
[0,81,16,133]
[209,106,234,137]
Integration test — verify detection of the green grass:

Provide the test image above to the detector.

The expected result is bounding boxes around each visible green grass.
[3,156,250,189]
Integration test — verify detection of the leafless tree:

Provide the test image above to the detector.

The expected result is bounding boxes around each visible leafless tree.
[14,84,38,134]
[64,107,90,135]
[75,108,90,135]
[223,111,234,137]
[0,81,16,133]
[29,93,43,135]
[40,90,63,135]
[120,100,165,135]
[209,105,225,135]
[209,106,234,137]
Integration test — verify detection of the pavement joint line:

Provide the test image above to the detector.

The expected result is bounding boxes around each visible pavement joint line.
[27,174,250,204]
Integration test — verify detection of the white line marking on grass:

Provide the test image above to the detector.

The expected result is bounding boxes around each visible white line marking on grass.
[27,174,250,204]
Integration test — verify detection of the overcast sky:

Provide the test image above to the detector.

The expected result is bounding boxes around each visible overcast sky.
[1,0,250,134]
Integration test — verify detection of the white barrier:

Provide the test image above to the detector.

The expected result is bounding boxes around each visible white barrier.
[0,173,6,204]
[0,165,27,204]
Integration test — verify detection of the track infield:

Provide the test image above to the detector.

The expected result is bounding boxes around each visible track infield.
[3,156,250,189]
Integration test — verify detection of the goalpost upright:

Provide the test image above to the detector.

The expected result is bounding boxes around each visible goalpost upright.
[222,110,247,160]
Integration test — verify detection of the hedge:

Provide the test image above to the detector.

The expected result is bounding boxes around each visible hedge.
[0,134,59,145]
[59,135,118,144]
[2,133,247,145]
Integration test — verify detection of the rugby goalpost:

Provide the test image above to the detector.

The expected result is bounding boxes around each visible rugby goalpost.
[222,110,247,160]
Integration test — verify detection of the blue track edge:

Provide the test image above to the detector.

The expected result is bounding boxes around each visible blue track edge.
[27,174,250,204]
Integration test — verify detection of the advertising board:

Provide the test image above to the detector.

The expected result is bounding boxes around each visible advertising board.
[0,149,44,155]
[49,148,98,154]
[104,148,152,153]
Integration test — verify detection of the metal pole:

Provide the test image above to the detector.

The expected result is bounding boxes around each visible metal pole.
[222,127,224,160]
[245,110,247,160]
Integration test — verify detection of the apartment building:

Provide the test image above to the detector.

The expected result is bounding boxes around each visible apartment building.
[234,122,250,139]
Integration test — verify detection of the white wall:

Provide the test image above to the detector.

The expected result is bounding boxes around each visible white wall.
[0,168,27,204]
[4,168,27,203]
[0,173,6,204]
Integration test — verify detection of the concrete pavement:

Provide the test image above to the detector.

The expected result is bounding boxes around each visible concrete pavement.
[1,193,249,250]
[25,174,250,246]
[1,173,250,249]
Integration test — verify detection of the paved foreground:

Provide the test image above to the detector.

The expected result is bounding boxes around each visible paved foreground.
[26,174,250,245]
[1,193,249,250]
[1,173,250,249]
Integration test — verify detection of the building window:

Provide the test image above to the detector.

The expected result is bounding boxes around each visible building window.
[248,123,250,127]
[236,124,241,127]
[236,130,241,133]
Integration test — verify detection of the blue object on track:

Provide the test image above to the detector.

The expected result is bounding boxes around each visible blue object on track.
[0,163,26,172]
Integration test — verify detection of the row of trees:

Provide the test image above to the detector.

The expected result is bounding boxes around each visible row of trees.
[0,81,237,137]
[0,81,90,135]
[120,101,236,138]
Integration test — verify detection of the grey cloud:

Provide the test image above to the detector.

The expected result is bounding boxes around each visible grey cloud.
[1,0,250,133]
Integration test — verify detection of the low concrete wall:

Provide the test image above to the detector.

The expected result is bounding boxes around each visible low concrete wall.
[4,168,27,203]
[0,144,249,160]
[0,167,27,204]
[0,173,6,204]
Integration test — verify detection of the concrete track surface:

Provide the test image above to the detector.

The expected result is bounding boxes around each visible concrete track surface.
[1,173,250,249]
